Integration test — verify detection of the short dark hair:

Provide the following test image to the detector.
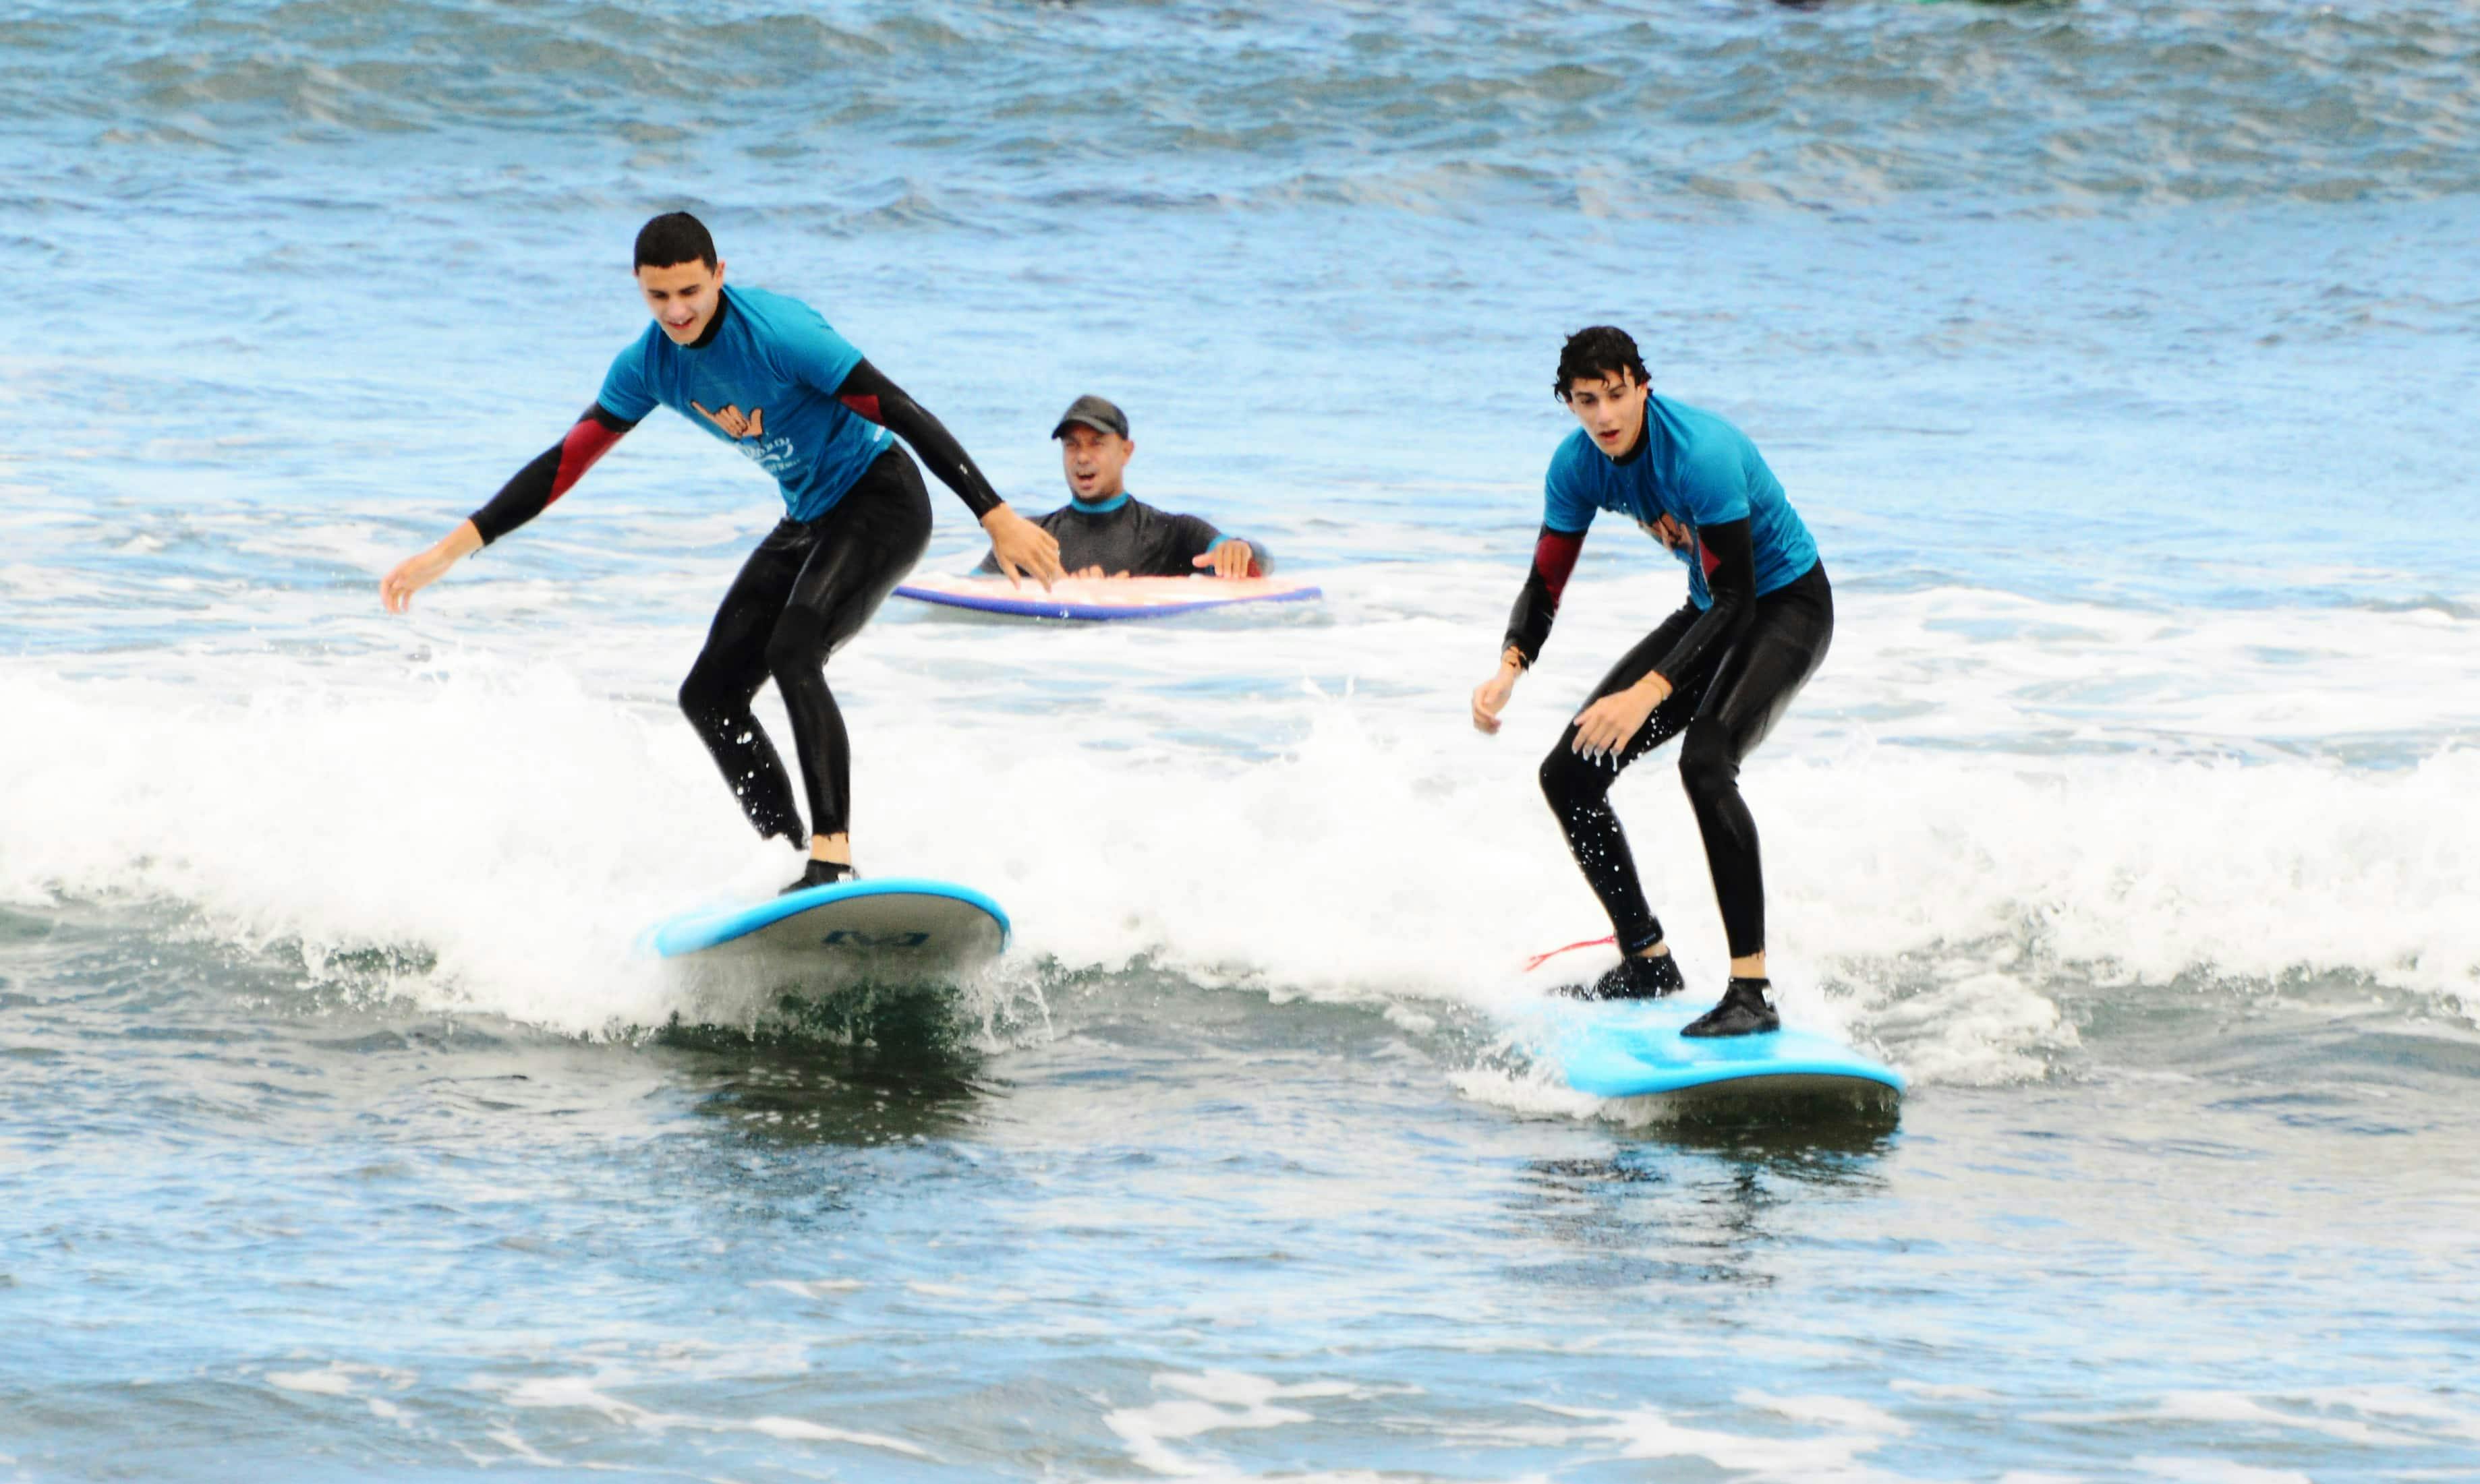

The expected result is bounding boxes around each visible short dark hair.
[1555,326,1649,400]
[634,211,717,272]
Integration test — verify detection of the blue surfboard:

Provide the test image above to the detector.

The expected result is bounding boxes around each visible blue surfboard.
[1520,940,1903,1105]
[1525,995,1905,1100]
[646,878,1010,989]
[894,572,1321,622]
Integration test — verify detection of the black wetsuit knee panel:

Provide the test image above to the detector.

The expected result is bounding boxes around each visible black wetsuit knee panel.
[1540,742,1617,812]
[1677,728,1742,801]
[763,603,829,682]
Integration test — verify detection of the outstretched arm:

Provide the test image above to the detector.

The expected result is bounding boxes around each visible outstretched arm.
[470,404,636,543]
[832,359,1062,586]
[831,359,1000,517]
[1173,514,1272,579]
[380,403,635,613]
[1474,525,1585,734]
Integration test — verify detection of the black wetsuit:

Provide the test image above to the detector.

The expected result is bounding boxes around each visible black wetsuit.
[977,494,1269,578]
[469,293,1002,844]
[1511,408,1832,961]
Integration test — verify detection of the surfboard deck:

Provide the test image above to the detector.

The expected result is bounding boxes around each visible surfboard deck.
[893,572,1322,622]
[1519,938,1903,1104]
[646,877,1010,989]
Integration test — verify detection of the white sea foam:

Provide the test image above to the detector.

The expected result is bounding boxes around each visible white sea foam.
[2134,1460,2310,1484]
[751,1278,864,1298]
[489,1372,931,1458]
[1103,1371,1370,1480]
[2037,1385,2480,1452]
[264,1367,358,1396]
[2,582,2473,1078]
[1453,1396,1910,1480]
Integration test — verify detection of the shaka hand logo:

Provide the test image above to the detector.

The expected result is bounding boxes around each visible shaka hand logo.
[693,401,766,440]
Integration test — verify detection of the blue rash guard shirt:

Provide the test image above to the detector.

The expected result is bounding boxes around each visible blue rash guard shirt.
[1542,394,1818,610]
[596,284,895,523]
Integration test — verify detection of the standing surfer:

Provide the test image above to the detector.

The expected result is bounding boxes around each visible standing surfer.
[381,212,1065,891]
[1470,328,1832,1036]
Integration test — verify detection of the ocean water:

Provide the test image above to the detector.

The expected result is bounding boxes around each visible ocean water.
[5,1,2479,1477]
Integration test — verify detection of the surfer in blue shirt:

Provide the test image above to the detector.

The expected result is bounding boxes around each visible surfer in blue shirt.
[380,212,1066,891]
[1470,327,1833,1037]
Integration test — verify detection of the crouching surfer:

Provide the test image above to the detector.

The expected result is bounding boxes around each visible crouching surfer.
[380,211,1066,892]
[977,394,1271,579]
[1470,327,1832,1037]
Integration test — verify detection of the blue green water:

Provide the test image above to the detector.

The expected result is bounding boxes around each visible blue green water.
[4,2,2478,1477]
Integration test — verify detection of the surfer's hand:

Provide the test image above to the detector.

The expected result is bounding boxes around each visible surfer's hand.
[381,521,483,614]
[1192,541,1255,579]
[1571,674,1669,759]
[1472,659,1520,736]
[982,506,1064,589]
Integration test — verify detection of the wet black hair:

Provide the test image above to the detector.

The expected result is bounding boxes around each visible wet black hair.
[634,211,717,272]
[1554,325,1649,400]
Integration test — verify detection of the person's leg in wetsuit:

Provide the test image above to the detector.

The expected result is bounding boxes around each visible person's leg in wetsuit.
[1537,562,1834,1031]
[677,446,933,889]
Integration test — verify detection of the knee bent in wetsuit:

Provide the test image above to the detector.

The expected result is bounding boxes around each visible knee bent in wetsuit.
[763,601,830,691]
[1675,724,1741,809]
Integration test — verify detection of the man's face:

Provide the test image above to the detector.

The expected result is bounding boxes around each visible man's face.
[1563,369,1649,458]
[637,258,726,344]
[1059,423,1134,501]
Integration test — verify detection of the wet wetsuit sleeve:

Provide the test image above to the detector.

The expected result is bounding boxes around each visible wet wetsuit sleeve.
[1642,517,1757,684]
[1177,514,1273,577]
[1503,524,1587,667]
[1507,441,1603,663]
[467,403,639,545]
[828,359,1005,520]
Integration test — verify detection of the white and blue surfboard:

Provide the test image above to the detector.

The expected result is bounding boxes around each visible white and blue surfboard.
[1520,940,1903,1106]
[894,572,1321,622]
[646,878,1010,988]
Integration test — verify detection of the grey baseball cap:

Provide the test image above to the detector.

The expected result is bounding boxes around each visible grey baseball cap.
[1051,393,1130,440]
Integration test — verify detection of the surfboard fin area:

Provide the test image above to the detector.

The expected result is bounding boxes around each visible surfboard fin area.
[894,572,1321,621]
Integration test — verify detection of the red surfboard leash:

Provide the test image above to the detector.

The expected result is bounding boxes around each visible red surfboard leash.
[1520,935,1615,973]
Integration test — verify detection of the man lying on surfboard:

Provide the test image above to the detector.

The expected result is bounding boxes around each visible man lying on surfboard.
[1470,327,1833,1038]
[380,211,1066,893]
[976,394,1273,580]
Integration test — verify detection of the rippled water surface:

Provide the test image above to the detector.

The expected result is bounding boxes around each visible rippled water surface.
[5,2,2478,1478]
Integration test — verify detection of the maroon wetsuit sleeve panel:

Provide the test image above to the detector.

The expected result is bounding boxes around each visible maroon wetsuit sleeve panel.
[469,403,637,545]
[1503,525,1586,667]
